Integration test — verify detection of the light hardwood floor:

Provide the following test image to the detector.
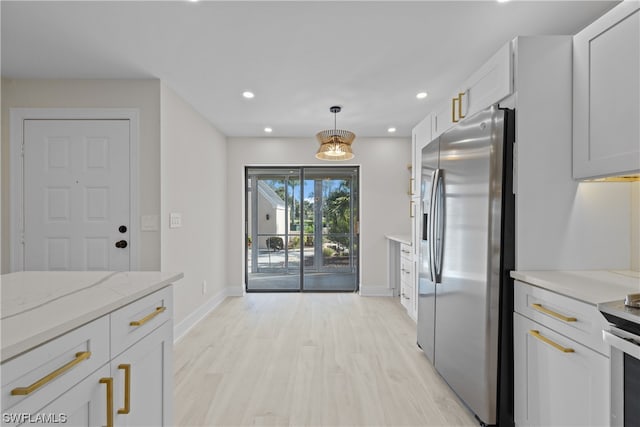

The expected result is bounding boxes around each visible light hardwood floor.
[174,293,478,426]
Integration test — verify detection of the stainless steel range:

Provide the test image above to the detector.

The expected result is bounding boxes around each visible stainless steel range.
[599,293,640,427]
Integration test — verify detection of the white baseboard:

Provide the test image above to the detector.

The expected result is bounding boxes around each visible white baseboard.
[359,286,395,297]
[173,287,228,344]
[226,285,245,297]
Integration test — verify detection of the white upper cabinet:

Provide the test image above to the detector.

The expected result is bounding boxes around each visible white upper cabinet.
[431,100,455,140]
[431,42,513,140]
[411,114,432,197]
[573,2,640,179]
[462,42,513,119]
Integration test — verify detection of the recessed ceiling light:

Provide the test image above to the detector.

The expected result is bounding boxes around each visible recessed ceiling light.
[416,92,428,99]
[387,127,397,133]
[497,0,511,3]
[264,127,273,133]
[242,91,255,99]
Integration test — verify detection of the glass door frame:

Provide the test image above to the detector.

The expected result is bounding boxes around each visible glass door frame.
[244,166,359,293]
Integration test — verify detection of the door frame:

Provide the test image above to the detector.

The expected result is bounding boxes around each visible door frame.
[244,165,360,292]
[9,108,140,272]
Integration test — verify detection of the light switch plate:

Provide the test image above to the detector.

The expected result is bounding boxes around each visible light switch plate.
[170,213,182,228]
[141,215,160,232]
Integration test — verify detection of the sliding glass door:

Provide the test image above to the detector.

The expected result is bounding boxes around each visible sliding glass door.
[245,166,358,292]
[246,169,301,291]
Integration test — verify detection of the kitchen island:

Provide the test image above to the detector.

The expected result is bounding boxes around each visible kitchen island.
[1,270,182,426]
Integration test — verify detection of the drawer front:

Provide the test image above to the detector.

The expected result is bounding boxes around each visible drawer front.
[1,316,109,413]
[111,286,173,358]
[514,280,609,355]
[400,257,413,281]
[400,243,412,261]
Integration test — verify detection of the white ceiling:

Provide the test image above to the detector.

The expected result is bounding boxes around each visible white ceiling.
[1,1,618,137]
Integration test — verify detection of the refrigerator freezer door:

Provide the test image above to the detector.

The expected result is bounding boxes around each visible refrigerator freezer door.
[433,106,507,425]
[417,138,439,363]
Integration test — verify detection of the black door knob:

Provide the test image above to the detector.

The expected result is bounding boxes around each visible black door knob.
[115,240,128,249]
[119,225,127,233]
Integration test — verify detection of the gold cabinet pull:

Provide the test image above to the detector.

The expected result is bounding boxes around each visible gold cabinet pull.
[100,377,114,427]
[529,330,575,353]
[452,96,459,123]
[408,177,415,196]
[130,306,166,327]
[11,351,91,395]
[457,92,466,120]
[410,200,415,218]
[531,303,577,322]
[117,364,131,415]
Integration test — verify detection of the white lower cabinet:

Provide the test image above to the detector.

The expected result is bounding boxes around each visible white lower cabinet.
[399,243,416,320]
[514,281,609,427]
[0,286,173,427]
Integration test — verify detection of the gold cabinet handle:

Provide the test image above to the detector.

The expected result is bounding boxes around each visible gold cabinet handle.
[531,303,577,322]
[100,377,114,427]
[11,351,92,395]
[408,177,415,196]
[130,306,166,327]
[529,330,575,353]
[452,96,459,123]
[118,364,131,415]
[457,92,466,120]
[410,200,415,218]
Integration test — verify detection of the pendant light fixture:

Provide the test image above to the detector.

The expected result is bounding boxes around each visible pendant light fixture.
[315,106,355,161]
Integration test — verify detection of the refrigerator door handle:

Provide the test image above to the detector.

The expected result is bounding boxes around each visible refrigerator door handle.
[433,170,445,282]
[429,168,441,284]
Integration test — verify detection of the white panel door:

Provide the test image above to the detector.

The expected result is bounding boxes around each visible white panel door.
[23,120,130,271]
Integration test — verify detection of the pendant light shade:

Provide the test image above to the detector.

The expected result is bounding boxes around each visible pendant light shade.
[316,106,355,161]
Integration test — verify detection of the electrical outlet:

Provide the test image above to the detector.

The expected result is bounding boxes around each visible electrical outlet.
[202,280,207,295]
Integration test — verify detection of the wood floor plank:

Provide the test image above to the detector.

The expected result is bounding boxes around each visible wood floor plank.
[174,293,478,426]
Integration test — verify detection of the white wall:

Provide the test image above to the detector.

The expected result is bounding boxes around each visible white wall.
[1,79,162,273]
[160,83,228,329]
[226,137,411,295]
[514,37,632,270]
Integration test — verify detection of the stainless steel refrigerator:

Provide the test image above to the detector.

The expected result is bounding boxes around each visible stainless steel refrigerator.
[417,105,515,427]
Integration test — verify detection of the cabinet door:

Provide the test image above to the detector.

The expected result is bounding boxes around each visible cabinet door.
[112,322,173,427]
[573,2,640,179]
[431,100,455,140]
[514,313,609,427]
[431,42,512,141]
[412,115,432,194]
[462,42,512,119]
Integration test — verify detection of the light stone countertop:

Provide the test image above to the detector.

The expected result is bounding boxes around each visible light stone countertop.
[511,270,640,305]
[385,235,412,246]
[1,271,183,362]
